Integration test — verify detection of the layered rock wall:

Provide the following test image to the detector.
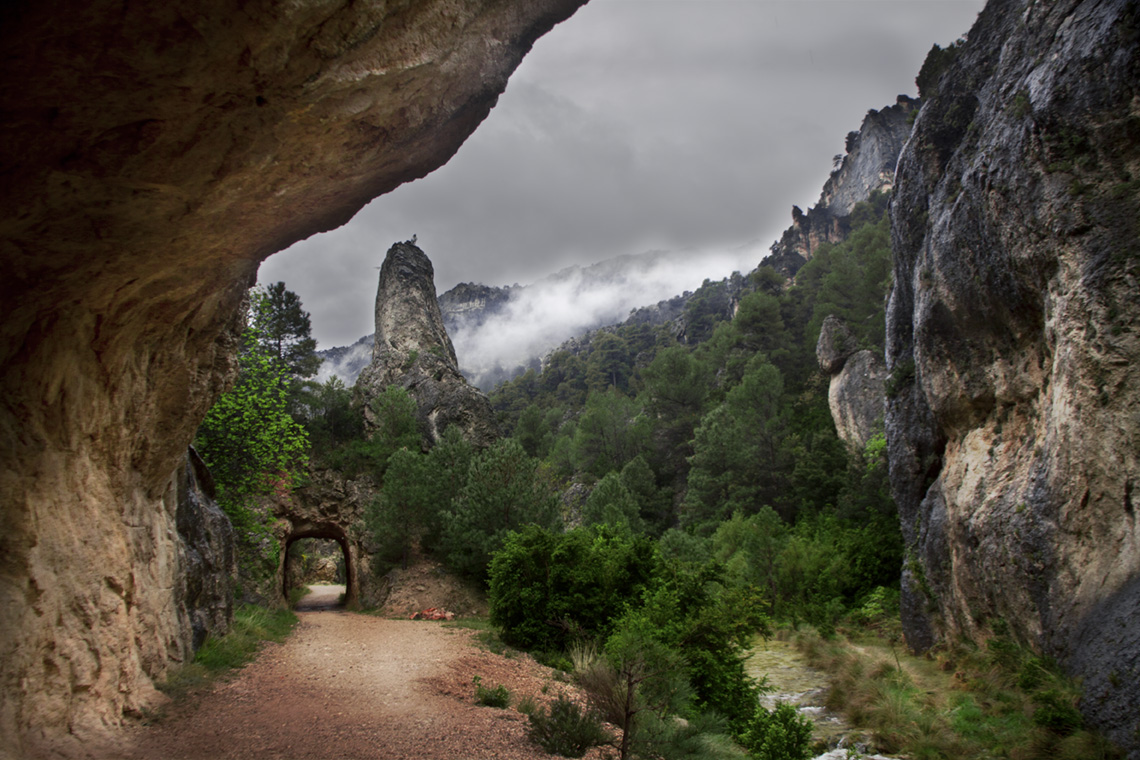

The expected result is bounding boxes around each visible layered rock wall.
[0,1,585,754]
[886,0,1140,750]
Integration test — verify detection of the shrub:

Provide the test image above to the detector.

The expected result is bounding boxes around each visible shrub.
[739,702,813,760]
[473,676,511,709]
[527,695,610,757]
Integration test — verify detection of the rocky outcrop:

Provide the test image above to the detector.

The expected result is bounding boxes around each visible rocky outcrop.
[439,282,514,334]
[356,242,499,447]
[176,448,237,652]
[886,0,1140,751]
[817,316,886,451]
[0,1,585,754]
[767,97,917,278]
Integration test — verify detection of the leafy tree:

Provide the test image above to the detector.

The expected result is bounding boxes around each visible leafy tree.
[514,402,552,459]
[683,359,789,529]
[620,455,674,535]
[582,472,644,533]
[585,332,632,393]
[196,309,309,578]
[489,524,657,652]
[365,447,433,570]
[572,389,648,478]
[251,282,321,379]
[295,376,363,454]
[441,438,560,581]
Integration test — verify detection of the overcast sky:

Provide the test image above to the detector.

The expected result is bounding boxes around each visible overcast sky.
[259,0,985,349]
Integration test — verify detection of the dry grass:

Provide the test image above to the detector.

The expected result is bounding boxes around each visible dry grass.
[794,628,1123,760]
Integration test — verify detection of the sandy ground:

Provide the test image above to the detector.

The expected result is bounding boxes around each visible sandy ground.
[118,586,606,760]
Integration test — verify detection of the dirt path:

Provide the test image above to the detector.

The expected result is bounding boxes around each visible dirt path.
[119,588,590,760]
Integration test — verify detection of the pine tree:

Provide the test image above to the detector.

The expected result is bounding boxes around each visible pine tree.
[252,282,321,379]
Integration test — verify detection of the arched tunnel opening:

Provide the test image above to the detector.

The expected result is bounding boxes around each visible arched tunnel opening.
[280,524,359,610]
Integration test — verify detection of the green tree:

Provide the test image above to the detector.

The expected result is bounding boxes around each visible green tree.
[366,447,433,570]
[295,376,363,454]
[251,282,321,379]
[196,311,309,578]
[585,332,632,393]
[582,472,644,533]
[489,524,657,652]
[682,359,789,529]
[572,389,648,478]
[441,438,560,581]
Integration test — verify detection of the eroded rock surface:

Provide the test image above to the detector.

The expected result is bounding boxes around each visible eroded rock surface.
[356,242,499,446]
[886,0,1140,750]
[176,448,237,652]
[817,317,887,452]
[767,97,917,277]
[0,1,584,754]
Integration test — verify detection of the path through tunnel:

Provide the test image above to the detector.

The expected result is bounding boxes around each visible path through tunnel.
[280,522,359,610]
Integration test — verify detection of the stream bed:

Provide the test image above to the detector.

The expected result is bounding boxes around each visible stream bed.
[745,637,899,759]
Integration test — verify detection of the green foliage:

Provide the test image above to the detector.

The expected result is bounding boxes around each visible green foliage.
[365,446,435,570]
[196,303,309,584]
[527,695,611,757]
[489,524,657,652]
[472,675,512,708]
[441,438,561,582]
[582,472,645,533]
[739,702,813,760]
[916,40,963,98]
[294,376,364,456]
[683,359,788,529]
[571,389,648,478]
[193,604,298,673]
[251,282,321,380]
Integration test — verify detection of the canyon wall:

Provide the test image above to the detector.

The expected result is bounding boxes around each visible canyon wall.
[886,0,1139,750]
[0,1,585,755]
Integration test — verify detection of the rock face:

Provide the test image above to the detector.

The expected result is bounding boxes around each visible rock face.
[439,282,514,334]
[816,316,886,452]
[356,242,499,446]
[271,467,378,610]
[886,0,1140,751]
[176,448,238,652]
[0,0,585,754]
[766,97,918,277]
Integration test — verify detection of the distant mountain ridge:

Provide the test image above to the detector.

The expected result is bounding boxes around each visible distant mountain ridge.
[316,97,916,391]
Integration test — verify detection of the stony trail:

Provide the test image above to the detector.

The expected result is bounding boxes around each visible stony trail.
[118,587,581,760]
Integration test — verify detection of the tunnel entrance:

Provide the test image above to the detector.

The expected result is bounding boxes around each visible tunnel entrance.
[285,537,347,609]
[280,522,359,609]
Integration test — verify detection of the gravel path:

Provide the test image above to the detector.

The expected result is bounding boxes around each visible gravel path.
[119,587,600,760]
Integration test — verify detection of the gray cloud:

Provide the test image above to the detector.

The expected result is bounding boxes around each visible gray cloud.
[260,0,984,348]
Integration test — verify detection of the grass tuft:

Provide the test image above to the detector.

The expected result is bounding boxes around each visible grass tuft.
[793,627,1124,760]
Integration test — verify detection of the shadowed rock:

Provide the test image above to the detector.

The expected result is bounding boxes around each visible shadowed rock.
[0,1,585,753]
[886,0,1140,751]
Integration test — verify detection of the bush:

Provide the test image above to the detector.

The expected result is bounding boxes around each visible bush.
[473,676,512,709]
[739,702,813,760]
[527,695,611,757]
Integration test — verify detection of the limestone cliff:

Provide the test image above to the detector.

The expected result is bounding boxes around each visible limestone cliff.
[817,316,887,452]
[439,282,514,334]
[356,242,499,447]
[767,97,917,277]
[0,0,585,754]
[886,0,1140,751]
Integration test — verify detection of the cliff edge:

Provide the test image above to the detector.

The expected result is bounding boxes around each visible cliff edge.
[886,0,1140,751]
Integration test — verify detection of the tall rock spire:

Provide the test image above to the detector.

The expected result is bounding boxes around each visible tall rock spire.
[355,241,498,447]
